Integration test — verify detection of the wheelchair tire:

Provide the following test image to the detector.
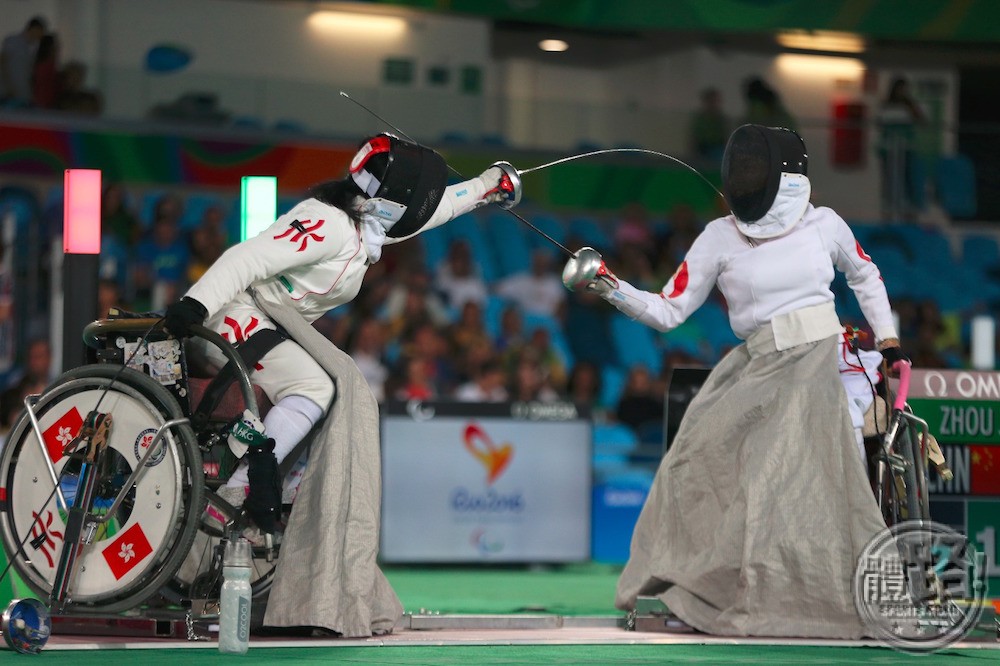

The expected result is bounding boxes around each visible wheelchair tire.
[0,364,204,614]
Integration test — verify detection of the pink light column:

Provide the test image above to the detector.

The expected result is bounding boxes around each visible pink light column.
[63,169,102,254]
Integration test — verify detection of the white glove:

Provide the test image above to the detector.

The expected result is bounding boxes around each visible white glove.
[562,247,619,296]
[477,161,521,208]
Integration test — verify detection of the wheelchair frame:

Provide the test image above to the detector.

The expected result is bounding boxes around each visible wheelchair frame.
[0,317,303,617]
[873,361,932,526]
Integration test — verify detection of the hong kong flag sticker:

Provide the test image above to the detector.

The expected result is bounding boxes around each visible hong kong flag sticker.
[41,407,84,463]
[101,523,153,580]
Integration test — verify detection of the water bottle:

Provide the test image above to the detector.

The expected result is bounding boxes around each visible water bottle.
[219,538,252,654]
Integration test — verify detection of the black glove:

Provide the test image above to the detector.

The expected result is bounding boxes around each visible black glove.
[245,438,282,534]
[880,345,910,369]
[163,297,207,338]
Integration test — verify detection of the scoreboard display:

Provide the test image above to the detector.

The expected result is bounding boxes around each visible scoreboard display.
[904,369,1000,593]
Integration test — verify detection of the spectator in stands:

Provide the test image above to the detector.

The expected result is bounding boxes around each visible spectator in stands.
[384,277,443,345]
[564,290,614,368]
[495,304,526,357]
[434,239,487,310]
[508,352,559,403]
[494,249,566,320]
[454,359,509,403]
[97,277,124,319]
[393,356,438,401]
[187,204,228,283]
[689,87,730,167]
[102,182,141,246]
[349,317,389,402]
[525,326,567,392]
[400,321,456,396]
[877,76,926,220]
[31,32,59,109]
[0,338,52,431]
[382,268,450,332]
[54,61,102,115]
[134,194,190,310]
[742,76,796,130]
[566,360,602,409]
[448,301,491,379]
[613,202,655,252]
[0,16,46,107]
[615,365,664,432]
[654,203,703,277]
[458,337,499,387]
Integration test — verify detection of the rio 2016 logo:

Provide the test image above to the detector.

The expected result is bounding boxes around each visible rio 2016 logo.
[463,423,513,485]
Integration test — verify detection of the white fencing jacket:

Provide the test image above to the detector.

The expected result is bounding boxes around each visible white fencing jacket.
[187,178,493,323]
[608,203,898,345]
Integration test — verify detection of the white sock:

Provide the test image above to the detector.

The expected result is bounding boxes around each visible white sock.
[226,395,325,487]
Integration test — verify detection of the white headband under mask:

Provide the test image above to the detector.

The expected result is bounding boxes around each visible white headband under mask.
[734,172,811,240]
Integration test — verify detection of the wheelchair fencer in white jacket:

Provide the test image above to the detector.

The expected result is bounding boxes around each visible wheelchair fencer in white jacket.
[163,133,519,529]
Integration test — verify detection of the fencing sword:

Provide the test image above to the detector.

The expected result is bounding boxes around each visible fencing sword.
[339,91,723,258]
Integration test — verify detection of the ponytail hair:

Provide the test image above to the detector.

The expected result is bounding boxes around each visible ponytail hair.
[308,177,365,225]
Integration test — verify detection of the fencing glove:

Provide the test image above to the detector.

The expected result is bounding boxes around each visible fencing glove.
[164,297,207,338]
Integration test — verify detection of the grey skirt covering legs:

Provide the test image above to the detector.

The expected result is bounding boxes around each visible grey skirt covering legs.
[615,330,887,638]
[251,283,404,637]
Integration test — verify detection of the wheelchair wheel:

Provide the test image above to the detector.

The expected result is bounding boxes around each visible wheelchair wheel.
[0,364,204,613]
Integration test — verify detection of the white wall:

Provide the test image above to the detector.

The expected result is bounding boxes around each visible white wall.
[4,0,958,219]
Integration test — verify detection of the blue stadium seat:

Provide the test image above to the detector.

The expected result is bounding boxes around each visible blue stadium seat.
[609,314,663,374]
[0,186,40,230]
[593,422,639,456]
[140,190,166,228]
[484,211,531,277]
[599,365,627,410]
[420,225,449,272]
[482,294,508,340]
[277,197,299,217]
[568,216,611,249]
[231,116,265,130]
[180,193,226,230]
[961,234,999,271]
[273,119,306,133]
[447,214,498,283]
[525,214,566,257]
[934,155,976,219]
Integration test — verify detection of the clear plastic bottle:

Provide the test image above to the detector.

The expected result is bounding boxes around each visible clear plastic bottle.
[218,538,252,654]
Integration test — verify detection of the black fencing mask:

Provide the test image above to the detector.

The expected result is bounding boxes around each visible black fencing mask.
[350,133,449,238]
[722,124,808,223]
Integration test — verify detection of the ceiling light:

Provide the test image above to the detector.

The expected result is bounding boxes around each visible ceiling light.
[776,30,865,54]
[308,10,407,37]
[539,39,569,52]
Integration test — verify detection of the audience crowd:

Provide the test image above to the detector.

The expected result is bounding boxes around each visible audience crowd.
[1,176,985,449]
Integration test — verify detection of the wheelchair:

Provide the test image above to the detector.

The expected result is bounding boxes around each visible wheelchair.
[865,360,936,527]
[0,316,310,616]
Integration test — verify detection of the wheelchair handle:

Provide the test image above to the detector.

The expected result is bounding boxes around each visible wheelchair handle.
[892,360,912,412]
[81,318,259,420]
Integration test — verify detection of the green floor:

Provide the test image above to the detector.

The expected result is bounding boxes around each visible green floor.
[2,562,996,663]
[27,644,1000,664]
[384,563,622,616]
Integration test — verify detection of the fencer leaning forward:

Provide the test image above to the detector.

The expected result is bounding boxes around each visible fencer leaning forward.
[163,133,519,636]
[563,124,907,638]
